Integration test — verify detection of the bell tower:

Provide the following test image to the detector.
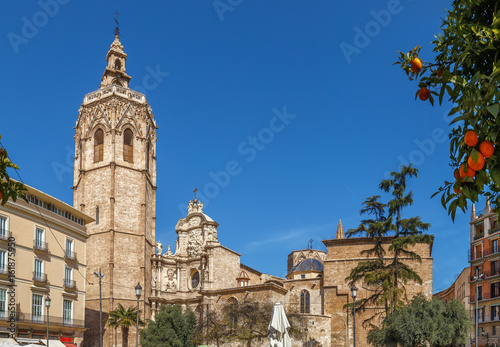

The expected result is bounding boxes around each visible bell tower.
[73,33,157,346]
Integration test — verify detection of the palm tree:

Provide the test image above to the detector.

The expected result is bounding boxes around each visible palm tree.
[107,304,144,347]
[107,313,118,347]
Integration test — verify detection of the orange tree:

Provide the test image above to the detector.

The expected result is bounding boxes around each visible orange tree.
[395,0,500,220]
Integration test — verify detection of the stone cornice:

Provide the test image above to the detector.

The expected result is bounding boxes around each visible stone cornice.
[200,282,288,296]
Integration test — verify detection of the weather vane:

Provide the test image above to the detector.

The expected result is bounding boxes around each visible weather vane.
[113,8,120,37]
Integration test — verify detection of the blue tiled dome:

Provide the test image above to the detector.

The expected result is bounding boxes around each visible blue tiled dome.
[290,258,324,273]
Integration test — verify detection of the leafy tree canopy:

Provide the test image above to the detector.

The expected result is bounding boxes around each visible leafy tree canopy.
[140,304,197,347]
[0,135,27,205]
[368,295,471,347]
[396,0,500,219]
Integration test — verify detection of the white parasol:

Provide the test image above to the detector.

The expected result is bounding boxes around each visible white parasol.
[269,302,292,347]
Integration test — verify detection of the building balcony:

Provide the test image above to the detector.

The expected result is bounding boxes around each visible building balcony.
[0,230,12,241]
[64,250,77,261]
[475,232,485,240]
[469,249,484,262]
[33,240,48,253]
[470,270,500,282]
[470,292,500,303]
[63,279,76,290]
[32,272,47,284]
[3,314,85,328]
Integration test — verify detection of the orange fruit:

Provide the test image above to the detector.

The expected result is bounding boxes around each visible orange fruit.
[459,163,475,178]
[464,130,479,147]
[454,169,460,180]
[468,154,485,171]
[411,57,422,73]
[479,141,495,158]
[418,87,430,101]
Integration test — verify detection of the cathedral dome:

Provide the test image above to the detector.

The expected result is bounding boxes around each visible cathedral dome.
[290,258,324,273]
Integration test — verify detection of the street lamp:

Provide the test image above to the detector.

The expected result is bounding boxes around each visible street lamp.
[474,268,484,347]
[45,295,51,347]
[135,282,142,347]
[94,269,104,347]
[351,286,358,347]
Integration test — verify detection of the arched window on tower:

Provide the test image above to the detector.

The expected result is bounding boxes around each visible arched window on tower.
[146,142,150,171]
[78,140,83,170]
[123,129,133,163]
[94,129,104,163]
[114,59,121,70]
[300,290,310,314]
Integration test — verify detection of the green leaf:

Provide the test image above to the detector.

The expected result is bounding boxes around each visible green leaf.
[488,104,500,118]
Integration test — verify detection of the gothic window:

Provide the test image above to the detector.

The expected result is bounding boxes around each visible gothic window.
[78,140,83,170]
[123,129,133,163]
[300,290,310,314]
[146,142,150,171]
[94,129,104,162]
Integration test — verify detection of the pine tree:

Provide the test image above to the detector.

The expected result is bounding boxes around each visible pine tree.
[346,165,433,320]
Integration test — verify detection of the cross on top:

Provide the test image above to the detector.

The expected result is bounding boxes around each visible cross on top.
[114,9,120,37]
[308,239,313,249]
[193,188,198,201]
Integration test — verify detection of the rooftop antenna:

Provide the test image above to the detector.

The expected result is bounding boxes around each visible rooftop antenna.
[114,8,120,37]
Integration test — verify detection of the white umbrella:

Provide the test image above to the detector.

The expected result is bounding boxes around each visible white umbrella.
[269,302,292,347]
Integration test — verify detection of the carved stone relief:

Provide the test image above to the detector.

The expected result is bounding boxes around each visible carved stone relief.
[187,229,203,258]
[205,225,218,242]
[164,268,177,292]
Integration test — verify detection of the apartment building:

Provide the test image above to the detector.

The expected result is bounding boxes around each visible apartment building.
[0,184,93,345]
[470,199,500,346]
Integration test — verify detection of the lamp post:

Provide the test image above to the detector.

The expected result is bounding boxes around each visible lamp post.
[135,282,142,347]
[45,295,51,347]
[94,269,104,347]
[474,268,484,347]
[351,286,358,347]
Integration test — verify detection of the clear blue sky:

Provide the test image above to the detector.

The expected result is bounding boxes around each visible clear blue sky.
[1,0,472,293]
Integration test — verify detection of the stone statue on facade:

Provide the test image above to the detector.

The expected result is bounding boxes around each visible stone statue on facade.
[151,274,157,289]
[188,200,195,213]
[156,241,163,256]
[165,245,172,256]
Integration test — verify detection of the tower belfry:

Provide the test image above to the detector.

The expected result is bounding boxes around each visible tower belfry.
[73,31,157,347]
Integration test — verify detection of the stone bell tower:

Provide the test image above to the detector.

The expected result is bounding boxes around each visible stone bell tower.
[73,33,157,346]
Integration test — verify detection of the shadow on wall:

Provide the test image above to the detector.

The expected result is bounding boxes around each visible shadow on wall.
[84,308,108,347]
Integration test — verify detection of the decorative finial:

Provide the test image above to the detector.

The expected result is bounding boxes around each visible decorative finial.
[193,188,198,202]
[308,239,313,250]
[336,219,344,239]
[114,9,120,37]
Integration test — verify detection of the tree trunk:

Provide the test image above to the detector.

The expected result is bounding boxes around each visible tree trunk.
[122,327,129,347]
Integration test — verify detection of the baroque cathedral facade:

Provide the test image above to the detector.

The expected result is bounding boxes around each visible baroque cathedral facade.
[74,34,433,347]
